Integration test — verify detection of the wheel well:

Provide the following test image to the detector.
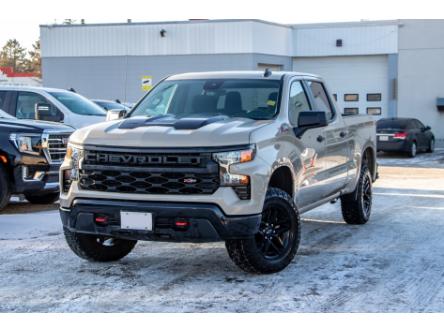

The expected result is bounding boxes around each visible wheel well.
[362,147,376,180]
[269,166,293,197]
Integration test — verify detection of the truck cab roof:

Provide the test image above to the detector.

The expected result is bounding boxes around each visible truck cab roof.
[0,85,71,93]
[166,71,322,81]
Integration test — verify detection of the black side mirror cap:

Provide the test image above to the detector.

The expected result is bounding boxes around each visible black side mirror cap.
[35,103,63,122]
[294,111,328,138]
[298,111,328,128]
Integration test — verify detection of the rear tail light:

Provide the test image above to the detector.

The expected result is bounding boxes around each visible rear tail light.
[174,219,190,230]
[95,215,109,224]
[393,132,407,139]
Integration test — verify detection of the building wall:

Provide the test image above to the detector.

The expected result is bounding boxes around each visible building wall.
[293,55,389,117]
[42,53,292,102]
[41,20,292,58]
[397,20,444,143]
[293,22,398,57]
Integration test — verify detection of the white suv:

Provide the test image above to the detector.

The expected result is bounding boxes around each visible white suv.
[0,86,106,129]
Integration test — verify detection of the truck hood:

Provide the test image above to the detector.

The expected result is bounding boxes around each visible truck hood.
[70,116,272,148]
[0,118,74,133]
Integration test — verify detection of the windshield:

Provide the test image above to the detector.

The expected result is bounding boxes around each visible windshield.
[0,109,15,119]
[49,91,106,116]
[130,79,281,120]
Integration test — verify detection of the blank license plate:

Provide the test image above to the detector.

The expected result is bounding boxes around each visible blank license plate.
[379,135,389,141]
[120,211,153,231]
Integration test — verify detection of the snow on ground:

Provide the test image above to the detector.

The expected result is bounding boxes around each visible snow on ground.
[1,153,444,312]
[378,148,444,168]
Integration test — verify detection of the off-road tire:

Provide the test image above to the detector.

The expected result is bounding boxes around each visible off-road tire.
[25,192,60,205]
[225,187,300,274]
[408,142,417,158]
[0,165,11,212]
[340,164,372,225]
[64,227,137,262]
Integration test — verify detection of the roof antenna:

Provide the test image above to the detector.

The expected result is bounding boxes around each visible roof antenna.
[264,68,272,78]
[68,87,76,93]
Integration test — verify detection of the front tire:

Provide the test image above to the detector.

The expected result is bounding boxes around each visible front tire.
[64,227,137,262]
[0,165,11,212]
[25,192,60,205]
[225,187,300,274]
[340,164,372,225]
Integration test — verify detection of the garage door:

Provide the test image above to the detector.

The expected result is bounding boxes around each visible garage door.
[293,55,388,118]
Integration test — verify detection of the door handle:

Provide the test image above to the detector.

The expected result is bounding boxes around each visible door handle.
[317,135,325,143]
[340,131,347,138]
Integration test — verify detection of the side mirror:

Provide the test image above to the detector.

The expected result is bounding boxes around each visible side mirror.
[106,109,127,121]
[298,111,328,128]
[35,103,63,122]
[294,111,328,138]
[424,125,431,131]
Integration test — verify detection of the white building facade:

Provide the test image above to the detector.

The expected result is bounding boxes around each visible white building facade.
[40,19,444,143]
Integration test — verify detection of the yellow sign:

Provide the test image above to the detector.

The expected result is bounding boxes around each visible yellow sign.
[141,76,153,91]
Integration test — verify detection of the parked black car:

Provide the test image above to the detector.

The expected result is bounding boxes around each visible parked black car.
[0,109,73,211]
[377,117,435,157]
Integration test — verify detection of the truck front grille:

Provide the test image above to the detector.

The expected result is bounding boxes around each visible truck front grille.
[43,133,70,164]
[79,150,220,195]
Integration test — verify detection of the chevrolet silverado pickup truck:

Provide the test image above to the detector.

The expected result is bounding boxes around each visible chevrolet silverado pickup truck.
[60,71,377,274]
[0,109,73,211]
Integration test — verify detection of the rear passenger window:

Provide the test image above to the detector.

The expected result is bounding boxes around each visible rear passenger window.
[288,81,310,125]
[306,81,334,120]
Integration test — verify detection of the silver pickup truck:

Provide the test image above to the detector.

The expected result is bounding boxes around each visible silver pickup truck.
[60,71,377,274]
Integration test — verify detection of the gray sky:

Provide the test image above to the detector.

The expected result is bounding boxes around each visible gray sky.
[1,0,443,50]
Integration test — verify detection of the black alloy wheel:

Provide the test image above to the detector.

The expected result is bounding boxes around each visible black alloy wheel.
[256,204,293,260]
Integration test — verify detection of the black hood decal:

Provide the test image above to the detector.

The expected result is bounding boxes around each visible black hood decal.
[118,115,228,130]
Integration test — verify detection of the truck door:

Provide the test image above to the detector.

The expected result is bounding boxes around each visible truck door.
[287,80,330,208]
[304,80,350,198]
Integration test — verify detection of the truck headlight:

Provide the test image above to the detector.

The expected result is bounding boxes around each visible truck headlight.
[9,133,42,156]
[64,143,83,180]
[212,146,255,186]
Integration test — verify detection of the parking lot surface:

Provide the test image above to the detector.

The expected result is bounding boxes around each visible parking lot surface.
[1,155,444,312]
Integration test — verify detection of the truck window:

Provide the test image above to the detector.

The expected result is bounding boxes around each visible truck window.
[288,81,310,125]
[306,81,334,120]
[16,92,53,119]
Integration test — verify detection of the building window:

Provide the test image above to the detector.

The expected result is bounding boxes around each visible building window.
[367,107,381,115]
[333,94,338,101]
[344,94,359,102]
[367,93,382,102]
[344,108,359,115]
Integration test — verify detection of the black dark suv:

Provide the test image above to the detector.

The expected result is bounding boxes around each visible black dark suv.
[0,109,73,211]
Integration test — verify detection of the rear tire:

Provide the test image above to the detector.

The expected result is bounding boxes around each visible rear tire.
[408,142,417,158]
[427,138,435,153]
[64,227,137,262]
[340,164,372,225]
[0,166,11,212]
[225,187,300,274]
[25,192,59,205]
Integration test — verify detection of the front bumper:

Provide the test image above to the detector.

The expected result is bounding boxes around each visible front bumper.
[12,164,60,194]
[60,199,261,243]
